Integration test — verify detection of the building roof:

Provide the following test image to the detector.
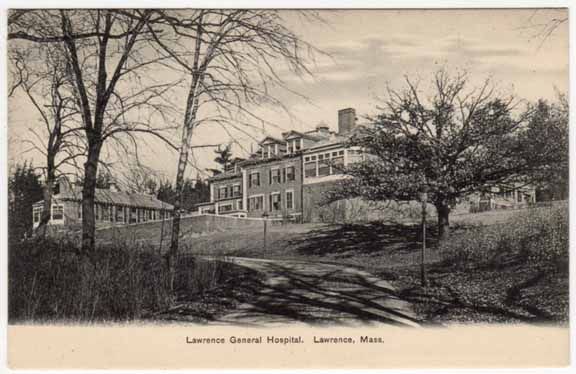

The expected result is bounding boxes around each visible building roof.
[42,186,174,210]
[259,136,285,145]
[305,133,349,152]
[281,130,325,141]
[207,171,242,182]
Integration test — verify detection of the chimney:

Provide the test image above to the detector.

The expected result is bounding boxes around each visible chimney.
[338,108,356,134]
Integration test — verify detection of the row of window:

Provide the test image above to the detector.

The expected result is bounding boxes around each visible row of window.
[217,184,241,200]
[247,191,294,212]
[93,203,170,224]
[218,199,243,213]
[33,203,171,224]
[33,205,63,223]
[304,150,345,178]
[249,165,296,187]
[261,139,303,159]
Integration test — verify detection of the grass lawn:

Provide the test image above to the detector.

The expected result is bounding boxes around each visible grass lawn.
[178,203,569,325]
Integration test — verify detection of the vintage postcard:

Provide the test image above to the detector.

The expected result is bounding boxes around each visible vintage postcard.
[3,5,571,371]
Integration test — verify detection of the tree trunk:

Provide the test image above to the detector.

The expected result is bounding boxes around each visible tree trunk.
[166,123,192,289]
[36,174,54,238]
[167,67,204,285]
[81,141,102,254]
[436,203,450,240]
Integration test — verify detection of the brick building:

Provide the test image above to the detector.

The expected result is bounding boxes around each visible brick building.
[197,108,365,221]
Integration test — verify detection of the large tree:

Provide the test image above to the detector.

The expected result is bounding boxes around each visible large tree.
[328,70,562,239]
[9,10,178,253]
[145,10,320,267]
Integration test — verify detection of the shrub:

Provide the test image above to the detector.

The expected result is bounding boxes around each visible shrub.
[438,204,568,272]
[8,238,235,323]
[8,238,172,323]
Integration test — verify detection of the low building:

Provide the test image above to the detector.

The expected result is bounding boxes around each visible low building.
[32,178,174,230]
[468,184,537,213]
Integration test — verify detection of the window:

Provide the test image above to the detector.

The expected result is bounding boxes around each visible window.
[249,172,260,187]
[237,199,243,211]
[264,144,278,158]
[33,207,42,223]
[270,193,281,211]
[248,195,264,211]
[95,204,101,221]
[304,160,317,178]
[78,204,82,219]
[102,205,110,221]
[218,186,227,200]
[286,166,295,181]
[318,155,330,176]
[331,154,344,173]
[286,139,302,154]
[219,203,233,212]
[286,190,294,210]
[116,206,124,222]
[232,184,241,197]
[52,204,64,221]
[271,168,280,184]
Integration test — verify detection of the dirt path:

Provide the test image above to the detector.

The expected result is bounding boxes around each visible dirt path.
[215,257,420,327]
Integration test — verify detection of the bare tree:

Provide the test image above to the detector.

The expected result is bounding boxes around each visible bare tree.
[145,10,321,272]
[9,10,180,253]
[9,45,83,236]
[520,9,568,48]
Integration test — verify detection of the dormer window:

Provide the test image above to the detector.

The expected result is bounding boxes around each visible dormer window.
[286,138,302,154]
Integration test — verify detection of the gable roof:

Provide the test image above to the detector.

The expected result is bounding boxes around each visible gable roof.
[48,186,174,210]
[259,136,285,145]
[281,130,324,141]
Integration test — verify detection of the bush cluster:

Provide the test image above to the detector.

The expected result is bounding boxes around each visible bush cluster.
[8,238,237,323]
[9,239,173,323]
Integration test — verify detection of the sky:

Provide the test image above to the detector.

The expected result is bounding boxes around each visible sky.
[7,9,569,183]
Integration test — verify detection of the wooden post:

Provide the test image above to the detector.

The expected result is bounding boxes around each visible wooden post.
[262,212,269,251]
[421,202,427,287]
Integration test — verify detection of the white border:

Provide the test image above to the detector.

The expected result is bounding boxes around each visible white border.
[0,2,574,374]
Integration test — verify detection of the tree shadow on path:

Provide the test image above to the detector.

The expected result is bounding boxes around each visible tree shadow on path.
[215,259,422,326]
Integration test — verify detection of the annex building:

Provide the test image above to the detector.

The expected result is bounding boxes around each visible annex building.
[32,178,174,230]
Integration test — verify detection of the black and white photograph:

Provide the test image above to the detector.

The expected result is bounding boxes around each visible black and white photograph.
[2,4,571,370]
